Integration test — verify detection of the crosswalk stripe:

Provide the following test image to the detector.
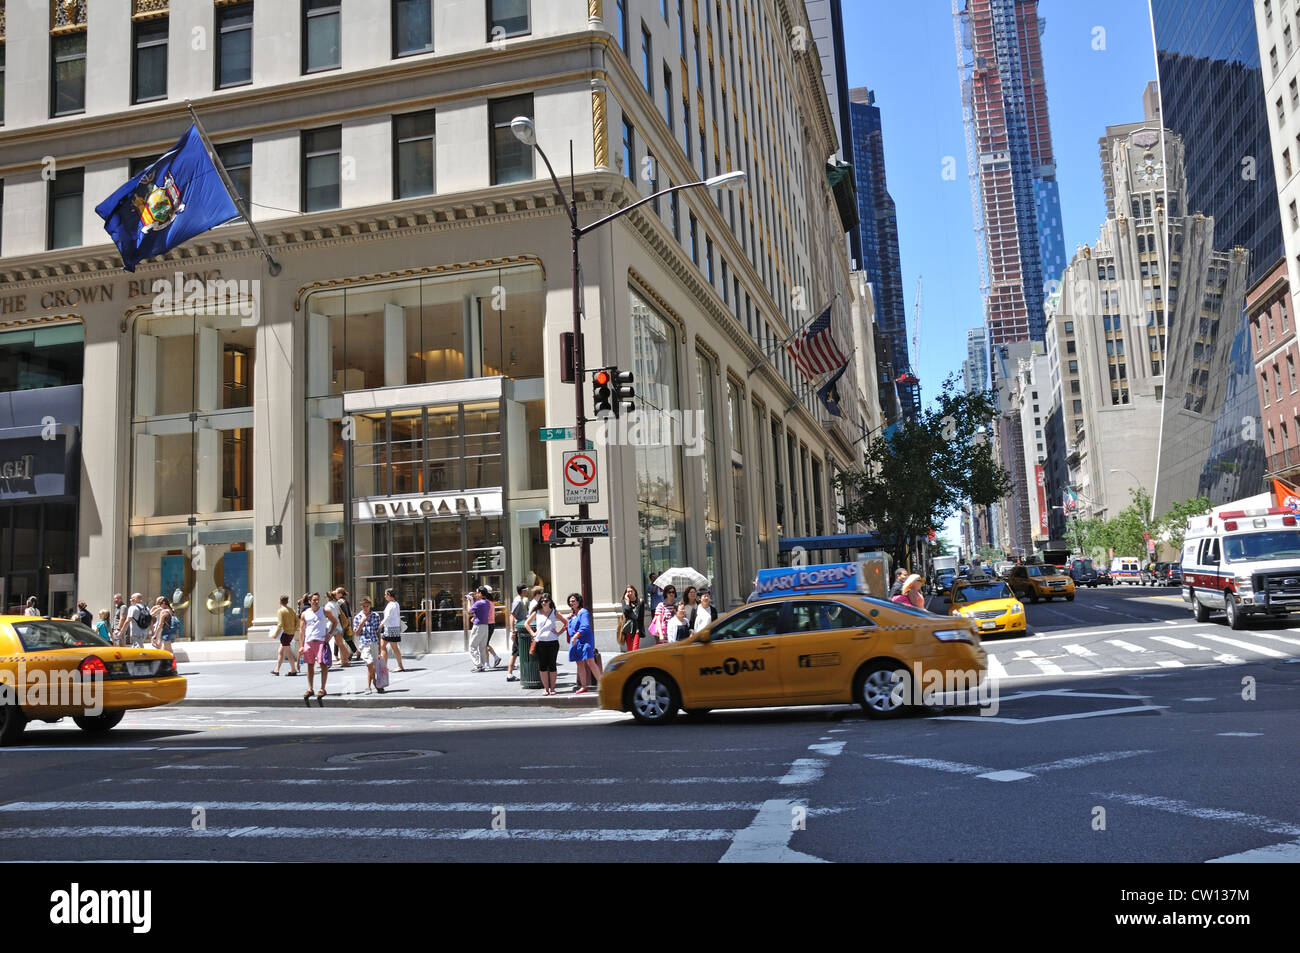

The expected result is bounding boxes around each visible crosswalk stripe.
[0,825,738,842]
[1105,639,1147,654]
[1155,660,1184,668]
[0,799,762,813]
[1062,644,1097,657]
[986,654,1008,679]
[1013,650,1064,675]
[114,776,785,787]
[1193,634,1287,658]
[1237,631,1300,649]
[1151,635,1213,651]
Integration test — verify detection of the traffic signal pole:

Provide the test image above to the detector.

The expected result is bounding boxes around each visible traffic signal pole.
[570,195,594,613]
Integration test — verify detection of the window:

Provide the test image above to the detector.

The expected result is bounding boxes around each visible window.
[1273,46,1280,75]
[1278,96,1285,124]
[48,167,84,250]
[683,98,692,159]
[705,236,715,284]
[663,64,673,127]
[301,126,341,212]
[721,259,729,303]
[1291,199,1298,231]
[129,154,161,178]
[1064,321,1073,333]
[393,0,433,57]
[393,110,436,198]
[643,26,654,96]
[1288,24,1294,55]
[51,33,87,116]
[1284,299,1291,331]
[489,95,533,185]
[303,0,341,73]
[216,140,252,208]
[616,0,629,55]
[1263,373,1271,406]
[132,18,169,104]
[1068,360,1078,373]
[1291,77,1298,110]
[1270,312,1277,341]
[1289,354,1296,393]
[622,118,635,182]
[689,213,698,264]
[1071,379,1080,393]
[487,0,529,39]
[1277,365,1285,401]
[1066,340,1076,354]
[0,45,5,125]
[216,2,254,87]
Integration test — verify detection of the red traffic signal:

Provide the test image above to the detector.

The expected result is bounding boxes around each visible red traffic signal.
[540,519,555,542]
[593,369,611,387]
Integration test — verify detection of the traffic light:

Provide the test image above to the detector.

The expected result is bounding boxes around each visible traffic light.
[592,367,614,417]
[613,367,636,416]
[539,518,557,543]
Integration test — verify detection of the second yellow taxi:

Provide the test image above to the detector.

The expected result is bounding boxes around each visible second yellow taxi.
[942,577,1026,635]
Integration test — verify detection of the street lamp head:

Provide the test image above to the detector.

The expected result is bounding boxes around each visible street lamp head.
[705,169,747,191]
[510,116,537,146]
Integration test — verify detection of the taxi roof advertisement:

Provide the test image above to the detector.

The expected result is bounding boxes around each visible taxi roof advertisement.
[754,562,864,597]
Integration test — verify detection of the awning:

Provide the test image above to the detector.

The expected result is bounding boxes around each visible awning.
[778,533,884,553]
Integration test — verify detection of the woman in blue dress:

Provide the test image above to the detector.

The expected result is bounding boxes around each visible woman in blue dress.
[563,592,600,695]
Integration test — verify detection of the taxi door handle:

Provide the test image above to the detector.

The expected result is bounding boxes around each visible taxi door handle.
[851,631,874,640]
[756,642,777,650]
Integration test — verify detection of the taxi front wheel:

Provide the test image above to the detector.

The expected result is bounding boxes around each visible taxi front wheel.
[73,710,125,734]
[626,671,680,725]
[856,662,913,720]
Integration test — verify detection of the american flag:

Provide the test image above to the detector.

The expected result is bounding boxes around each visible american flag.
[787,303,847,380]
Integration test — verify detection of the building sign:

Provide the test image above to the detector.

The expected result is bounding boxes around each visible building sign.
[1034,465,1048,537]
[0,269,226,317]
[355,491,504,522]
[0,433,76,501]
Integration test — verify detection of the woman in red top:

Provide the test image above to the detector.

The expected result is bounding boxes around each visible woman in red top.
[891,574,926,609]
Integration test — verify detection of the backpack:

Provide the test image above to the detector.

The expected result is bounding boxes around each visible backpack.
[132,604,153,630]
[165,613,180,638]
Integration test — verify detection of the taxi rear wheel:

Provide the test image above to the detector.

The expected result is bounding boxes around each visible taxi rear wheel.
[626,671,679,725]
[856,662,912,720]
[72,710,125,734]
[0,701,26,746]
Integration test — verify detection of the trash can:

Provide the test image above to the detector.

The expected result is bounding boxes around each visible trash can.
[517,624,541,689]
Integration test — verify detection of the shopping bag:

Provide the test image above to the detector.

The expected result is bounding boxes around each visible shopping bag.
[374,653,390,689]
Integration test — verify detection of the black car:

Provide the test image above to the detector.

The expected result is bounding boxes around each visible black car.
[1068,559,1100,587]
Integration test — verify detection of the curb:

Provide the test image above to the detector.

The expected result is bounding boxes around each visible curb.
[171,694,603,710]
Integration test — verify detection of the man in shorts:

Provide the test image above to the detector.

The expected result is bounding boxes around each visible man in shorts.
[506,584,529,682]
[299,592,336,702]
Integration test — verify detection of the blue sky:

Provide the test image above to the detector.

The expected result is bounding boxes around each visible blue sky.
[838,0,1157,550]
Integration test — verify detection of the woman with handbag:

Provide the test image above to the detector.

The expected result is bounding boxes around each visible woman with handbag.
[620,585,645,651]
[648,585,677,644]
[563,592,599,694]
[525,593,562,695]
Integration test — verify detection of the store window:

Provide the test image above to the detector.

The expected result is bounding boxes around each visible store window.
[631,286,685,590]
[305,264,545,397]
[129,310,258,640]
[771,419,785,536]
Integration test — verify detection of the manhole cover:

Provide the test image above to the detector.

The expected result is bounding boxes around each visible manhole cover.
[327,749,443,764]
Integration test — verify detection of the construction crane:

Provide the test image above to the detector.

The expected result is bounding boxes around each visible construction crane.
[897,276,922,389]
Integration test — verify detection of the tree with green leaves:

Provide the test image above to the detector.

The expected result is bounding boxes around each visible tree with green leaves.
[835,375,1012,570]
[1159,496,1212,556]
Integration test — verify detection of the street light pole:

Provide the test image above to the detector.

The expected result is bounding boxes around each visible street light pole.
[511,117,745,611]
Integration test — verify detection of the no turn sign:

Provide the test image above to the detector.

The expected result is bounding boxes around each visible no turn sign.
[563,450,598,504]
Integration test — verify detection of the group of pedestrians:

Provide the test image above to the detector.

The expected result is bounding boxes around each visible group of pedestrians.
[620,584,717,648]
[503,586,599,695]
[274,588,407,701]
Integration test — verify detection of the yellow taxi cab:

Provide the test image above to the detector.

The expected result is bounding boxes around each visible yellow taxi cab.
[1006,564,1076,602]
[599,562,986,724]
[943,577,1026,635]
[0,615,186,745]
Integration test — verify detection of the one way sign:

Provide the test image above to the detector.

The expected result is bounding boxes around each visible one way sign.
[539,517,611,542]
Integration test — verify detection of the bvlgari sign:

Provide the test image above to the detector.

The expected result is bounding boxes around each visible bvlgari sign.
[356,491,504,521]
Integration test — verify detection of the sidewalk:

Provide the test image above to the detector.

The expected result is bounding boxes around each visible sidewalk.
[173,649,603,708]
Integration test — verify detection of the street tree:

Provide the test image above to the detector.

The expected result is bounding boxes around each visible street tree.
[1159,496,1212,555]
[835,375,1011,569]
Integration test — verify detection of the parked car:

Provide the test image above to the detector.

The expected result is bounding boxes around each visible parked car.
[1068,558,1100,587]
[1095,568,1114,586]
[1156,563,1182,586]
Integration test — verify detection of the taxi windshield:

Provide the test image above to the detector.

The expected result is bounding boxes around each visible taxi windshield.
[12,619,111,652]
[1223,530,1300,562]
[1025,566,1050,577]
[953,581,1013,602]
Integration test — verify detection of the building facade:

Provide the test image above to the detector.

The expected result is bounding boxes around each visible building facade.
[1246,259,1300,483]
[0,0,864,651]
[1152,0,1274,509]
[962,325,989,394]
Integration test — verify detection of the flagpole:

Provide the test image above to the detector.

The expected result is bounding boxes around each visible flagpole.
[186,102,281,276]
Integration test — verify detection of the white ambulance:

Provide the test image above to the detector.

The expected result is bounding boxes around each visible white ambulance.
[1109,557,1143,585]
[1182,492,1300,629]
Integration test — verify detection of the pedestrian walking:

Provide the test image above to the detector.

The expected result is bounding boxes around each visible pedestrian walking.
[620,585,645,651]
[563,592,599,694]
[333,587,358,661]
[380,588,406,671]
[23,596,40,617]
[324,589,351,668]
[95,609,112,643]
[889,569,908,598]
[117,593,152,648]
[299,592,333,703]
[891,574,926,609]
[667,600,691,642]
[74,601,93,627]
[271,594,300,676]
[526,593,562,695]
[466,586,497,672]
[153,596,179,652]
[648,584,677,644]
[682,586,698,610]
[689,590,716,635]
[352,596,386,694]
[506,584,529,682]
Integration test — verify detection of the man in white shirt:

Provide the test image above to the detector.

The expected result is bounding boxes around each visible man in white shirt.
[116,593,153,648]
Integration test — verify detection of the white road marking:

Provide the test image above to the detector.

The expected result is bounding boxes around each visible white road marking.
[1012,650,1064,675]
[0,799,766,813]
[0,825,738,842]
[1243,631,1300,649]
[977,770,1034,782]
[778,759,827,786]
[1208,840,1300,862]
[1213,653,1245,665]
[1217,732,1263,737]
[862,754,988,774]
[1182,697,1215,702]
[937,704,1167,725]
[1105,639,1148,654]
[807,741,845,756]
[116,776,785,786]
[1155,660,1184,668]
[1063,644,1097,657]
[0,746,248,753]
[1020,750,1154,772]
[986,654,1008,679]
[1194,634,1287,658]
[995,622,1199,647]
[719,799,825,863]
[1151,635,1212,651]
[155,764,355,771]
[1098,793,1300,838]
